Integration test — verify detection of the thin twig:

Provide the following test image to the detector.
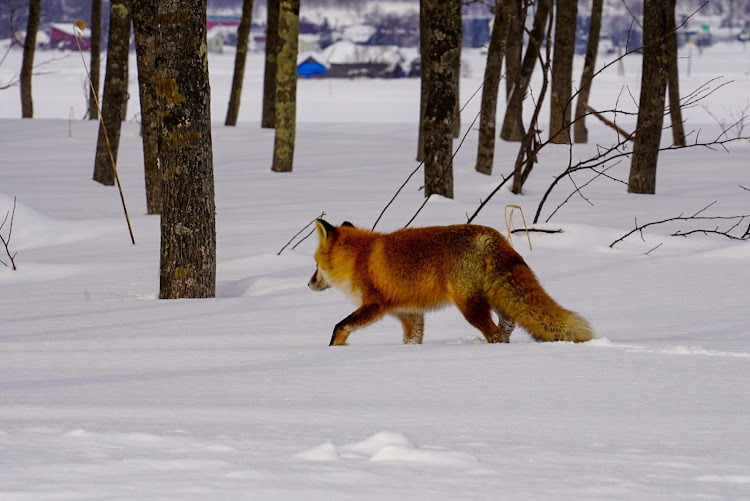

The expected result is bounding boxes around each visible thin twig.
[277,211,325,255]
[75,21,135,245]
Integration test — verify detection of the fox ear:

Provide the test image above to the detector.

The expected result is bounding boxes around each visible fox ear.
[341,221,355,228]
[315,219,335,242]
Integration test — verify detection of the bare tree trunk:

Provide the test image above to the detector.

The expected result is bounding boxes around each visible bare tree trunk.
[549,0,577,144]
[93,0,132,186]
[89,0,102,120]
[133,0,161,214]
[501,0,551,142]
[451,0,461,139]
[628,0,668,195]
[573,0,602,144]
[20,0,40,118]
[261,0,280,128]
[666,0,686,146]
[225,0,254,126]
[475,0,510,175]
[504,0,522,100]
[270,0,300,173]
[417,0,429,162]
[156,0,217,299]
[423,0,460,199]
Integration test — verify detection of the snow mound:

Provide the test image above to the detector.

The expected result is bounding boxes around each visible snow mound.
[297,431,481,469]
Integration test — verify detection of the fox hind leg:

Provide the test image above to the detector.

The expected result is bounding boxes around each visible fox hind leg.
[495,309,516,342]
[397,312,425,345]
[455,295,510,343]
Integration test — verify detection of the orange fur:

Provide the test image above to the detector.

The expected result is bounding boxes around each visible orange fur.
[309,220,595,346]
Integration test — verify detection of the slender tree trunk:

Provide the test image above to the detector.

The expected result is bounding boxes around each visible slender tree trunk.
[417,0,429,161]
[155,0,217,299]
[504,0,522,100]
[573,0,602,144]
[501,0,551,142]
[451,1,462,139]
[475,0,510,175]
[89,0,102,120]
[666,0,686,146]
[20,0,40,118]
[93,0,132,186]
[261,0,280,128]
[225,0,254,126]
[270,0,300,173]
[423,0,460,199]
[133,0,161,214]
[628,0,668,195]
[549,0,577,144]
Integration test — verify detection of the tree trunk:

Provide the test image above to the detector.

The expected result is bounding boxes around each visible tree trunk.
[133,0,161,214]
[666,0,686,146]
[423,0,460,199]
[573,0,602,144]
[417,0,429,162]
[89,0,102,120]
[628,0,668,195]
[475,0,510,175]
[20,0,40,118]
[261,0,280,128]
[451,0,462,139]
[270,0,300,173]
[225,0,254,126]
[549,0,577,144]
[501,0,551,142]
[504,0,522,100]
[155,0,217,299]
[92,0,132,186]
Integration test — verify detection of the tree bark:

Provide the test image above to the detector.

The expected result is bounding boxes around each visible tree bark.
[573,0,602,144]
[423,0,460,199]
[504,0,522,100]
[475,0,510,175]
[451,0,461,139]
[628,0,668,195]
[20,0,40,118]
[501,0,552,142]
[89,0,102,120]
[92,0,132,186]
[417,0,429,162]
[549,0,577,144]
[225,0,254,126]
[133,0,161,214]
[155,0,217,299]
[261,0,280,128]
[666,0,686,146]
[270,0,300,173]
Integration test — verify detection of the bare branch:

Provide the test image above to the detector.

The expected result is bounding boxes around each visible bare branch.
[610,202,750,248]
[277,211,325,255]
[0,196,18,270]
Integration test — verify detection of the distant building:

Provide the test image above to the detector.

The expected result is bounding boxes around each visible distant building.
[297,55,328,78]
[49,23,90,50]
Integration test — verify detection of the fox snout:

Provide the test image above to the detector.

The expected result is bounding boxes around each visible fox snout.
[308,267,331,291]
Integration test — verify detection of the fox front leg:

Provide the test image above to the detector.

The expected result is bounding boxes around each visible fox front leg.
[330,303,385,346]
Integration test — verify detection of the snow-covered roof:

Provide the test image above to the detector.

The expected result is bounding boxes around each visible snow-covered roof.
[49,23,91,38]
[318,40,402,66]
[342,24,377,44]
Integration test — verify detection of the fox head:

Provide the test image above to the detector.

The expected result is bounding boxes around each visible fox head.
[308,219,356,292]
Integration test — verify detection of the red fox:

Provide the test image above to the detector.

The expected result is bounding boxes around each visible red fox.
[309,219,594,346]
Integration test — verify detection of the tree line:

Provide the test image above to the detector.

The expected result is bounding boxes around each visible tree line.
[13,0,711,299]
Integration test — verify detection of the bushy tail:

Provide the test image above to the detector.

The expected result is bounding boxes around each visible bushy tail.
[487,256,595,343]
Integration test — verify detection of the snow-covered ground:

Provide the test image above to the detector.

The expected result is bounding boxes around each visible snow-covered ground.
[1,39,749,500]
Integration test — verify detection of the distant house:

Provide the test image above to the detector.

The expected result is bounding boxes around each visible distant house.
[49,23,90,50]
[297,55,328,78]
[316,40,406,78]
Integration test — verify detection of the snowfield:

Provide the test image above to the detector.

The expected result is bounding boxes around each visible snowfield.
[1,39,749,500]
